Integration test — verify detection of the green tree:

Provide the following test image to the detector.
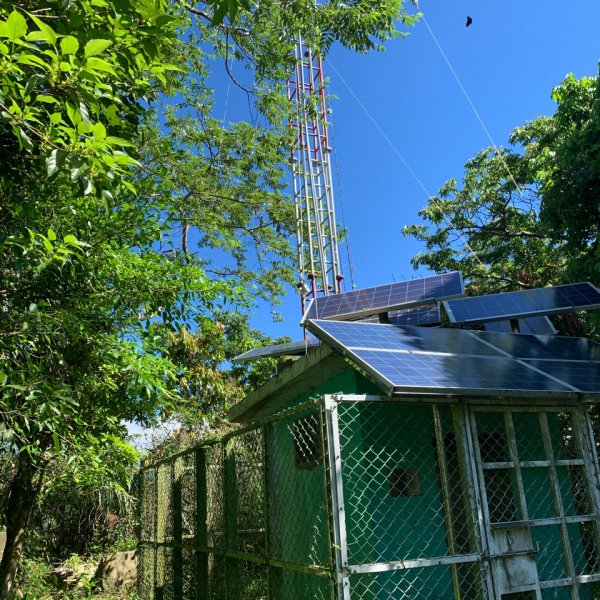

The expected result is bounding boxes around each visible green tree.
[403,69,600,334]
[0,0,418,594]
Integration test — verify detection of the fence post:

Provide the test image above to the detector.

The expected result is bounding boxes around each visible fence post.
[224,440,240,599]
[195,448,209,599]
[262,425,272,598]
[324,395,351,600]
[172,461,183,600]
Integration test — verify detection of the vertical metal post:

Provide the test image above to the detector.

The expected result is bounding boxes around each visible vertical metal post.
[172,460,183,600]
[466,410,501,600]
[196,448,209,600]
[539,411,579,600]
[224,440,240,600]
[261,425,272,598]
[324,395,351,600]
[433,405,462,599]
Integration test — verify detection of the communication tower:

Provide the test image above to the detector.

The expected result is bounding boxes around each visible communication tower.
[287,37,343,316]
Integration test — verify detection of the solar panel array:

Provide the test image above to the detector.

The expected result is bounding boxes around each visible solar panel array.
[233,338,319,362]
[444,282,600,326]
[302,271,463,323]
[306,319,600,396]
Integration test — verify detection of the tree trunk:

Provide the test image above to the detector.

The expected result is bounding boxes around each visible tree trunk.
[0,451,43,599]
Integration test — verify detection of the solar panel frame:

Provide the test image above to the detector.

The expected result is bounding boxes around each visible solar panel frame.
[444,282,600,326]
[301,271,464,323]
[233,338,320,362]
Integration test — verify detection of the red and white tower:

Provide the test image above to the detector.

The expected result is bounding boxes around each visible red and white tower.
[287,37,343,316]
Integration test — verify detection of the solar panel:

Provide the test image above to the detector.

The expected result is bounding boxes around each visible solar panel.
[308,320,504,356]
[306,319,593,396]
[444,282,600,326]
[351,350,570,394]
[470,330,600,361]
[358,304,441,327]
[522,360,600,393]
[483,316,557,335]
[233,338,319,362]
[302,271,463,323]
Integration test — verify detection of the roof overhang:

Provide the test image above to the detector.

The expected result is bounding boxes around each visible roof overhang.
[228,345,350,423]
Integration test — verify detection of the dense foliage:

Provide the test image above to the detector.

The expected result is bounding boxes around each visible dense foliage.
[403,69,600,337]
[0,0,417,594]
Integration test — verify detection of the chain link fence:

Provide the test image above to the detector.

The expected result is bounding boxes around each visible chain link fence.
[139,396,600,600]
[138,399,335,599]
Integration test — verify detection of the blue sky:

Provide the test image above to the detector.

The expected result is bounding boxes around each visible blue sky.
[223,0,600,341]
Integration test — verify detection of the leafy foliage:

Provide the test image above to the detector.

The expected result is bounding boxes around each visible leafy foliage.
[0,0,419,592]
[404,70,600,293]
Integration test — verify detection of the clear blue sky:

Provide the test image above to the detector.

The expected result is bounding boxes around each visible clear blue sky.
[227,0,600,341]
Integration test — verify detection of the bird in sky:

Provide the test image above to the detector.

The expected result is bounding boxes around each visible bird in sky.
[466,16,473,27]
[412,0,418,7]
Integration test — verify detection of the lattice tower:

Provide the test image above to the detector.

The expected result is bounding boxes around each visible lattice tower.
[287,37,343,316]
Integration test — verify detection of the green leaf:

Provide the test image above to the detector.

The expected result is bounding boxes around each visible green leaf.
[93,121,107,140]
[5,11,28,41]
[84,38,112,58]
[60,36,79,55]
[63,234,78,244]
[46,148,67,177]
[27,13,57,45]
[79,102,90,129]
[36,94,58,104]
[85,56,116,74]
[105,136,133,147]
[52,432,60,453]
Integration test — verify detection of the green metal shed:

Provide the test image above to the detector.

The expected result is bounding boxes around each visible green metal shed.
[138,280,600,600]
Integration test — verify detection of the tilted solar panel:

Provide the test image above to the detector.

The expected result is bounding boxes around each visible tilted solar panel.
[305,319,595,396]
[444,282,600,326]
[350,350,570,394]
[308,320,503,356]
[483,316,557,335]
[233,338,319,362]
[469,330,600,361]
[302,271,463,323]
[357,304,441,327]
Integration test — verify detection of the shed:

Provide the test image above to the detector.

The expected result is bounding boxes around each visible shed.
[138,275,600,600]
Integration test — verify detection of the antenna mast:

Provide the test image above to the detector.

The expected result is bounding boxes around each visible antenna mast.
[287,37,343,316]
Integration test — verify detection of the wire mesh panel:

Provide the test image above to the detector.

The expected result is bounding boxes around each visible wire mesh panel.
[337,399,487,600]
[138,399,334,600]
[266,404,331,567]
[269,566,334,599]
[225,429,266,556]
[472,407,600,599]
[349,563,488,600]
[206,443,225,550]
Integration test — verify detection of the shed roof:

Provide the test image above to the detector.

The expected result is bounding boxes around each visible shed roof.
[230,277,600,423]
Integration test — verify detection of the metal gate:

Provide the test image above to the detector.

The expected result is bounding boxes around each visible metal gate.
[468,407,600,599]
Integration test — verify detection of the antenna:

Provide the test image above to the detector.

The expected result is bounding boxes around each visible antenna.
[287,37,343,317]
